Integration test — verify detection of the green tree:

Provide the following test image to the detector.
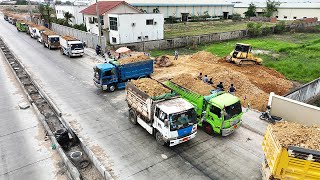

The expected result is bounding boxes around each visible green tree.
[264,0,281,17]
[16,0,27,5]
[38,4,55,26]
[55,0,61,5]
[244,3,256,18]
[63,12,74,25]
[247,22,263,36]
[65,1,72,5]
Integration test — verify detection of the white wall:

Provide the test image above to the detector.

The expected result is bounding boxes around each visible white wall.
[55,5,87,25]
[134,5,234,18]
[108,13,164,44]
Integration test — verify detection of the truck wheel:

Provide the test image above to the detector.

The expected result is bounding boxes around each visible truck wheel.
[129,109,137,125]
[203,123,214,135]
[108,84,116,92]
[155,132,166,146]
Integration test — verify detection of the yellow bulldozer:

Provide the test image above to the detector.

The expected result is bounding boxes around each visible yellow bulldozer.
[226,43,263,65]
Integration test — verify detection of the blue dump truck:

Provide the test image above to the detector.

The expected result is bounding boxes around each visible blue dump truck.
[93,60,153,92]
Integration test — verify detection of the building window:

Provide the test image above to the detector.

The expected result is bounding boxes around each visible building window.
[275,16,278,18]
[293,17,297,19]
[112,37,117,43]
[138,36,141,40]
[284,16,287,19]
[144,36,148,39]
[89,17,94,24]
[146,19,154,25]
[109,17,118,31]
[99,15,104,26]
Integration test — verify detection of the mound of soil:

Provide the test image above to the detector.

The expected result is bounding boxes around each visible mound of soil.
[152,51,293,111]
[118,55,150,65]
[271,121,320,151]
[131,78,171,97]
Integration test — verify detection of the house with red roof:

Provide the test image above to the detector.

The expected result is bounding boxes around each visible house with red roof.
[80,1,141,35]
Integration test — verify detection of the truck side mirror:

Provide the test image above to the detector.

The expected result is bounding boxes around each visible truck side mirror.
[164,120,169,127]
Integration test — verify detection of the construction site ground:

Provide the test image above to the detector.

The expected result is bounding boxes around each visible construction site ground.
[151,51,293,111]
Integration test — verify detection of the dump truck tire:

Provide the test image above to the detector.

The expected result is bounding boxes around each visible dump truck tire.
[203,122,214,135]
[129,109,137,125]
[155,131,166,146]
[108,84,116,92]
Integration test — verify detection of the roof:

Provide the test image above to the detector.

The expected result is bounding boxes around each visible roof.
[157,98,194,115]
[209,93,240,109]
[120,0,233,6]
[234,2,320,8]
[96,63,115,70]
[80,1,138,15]
[236,43,251,46]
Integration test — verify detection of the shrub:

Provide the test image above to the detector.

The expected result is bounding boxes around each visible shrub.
[247,22,263,36]
[232,13,242,21]
[274,21,286,34]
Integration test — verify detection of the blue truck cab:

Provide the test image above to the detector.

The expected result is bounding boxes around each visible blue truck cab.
[93,60,154,92]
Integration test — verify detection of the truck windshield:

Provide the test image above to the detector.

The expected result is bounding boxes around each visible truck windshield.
[169,109,196,131]
[50,37,59,43]
[224,101,242,120]
[71,43,83,50]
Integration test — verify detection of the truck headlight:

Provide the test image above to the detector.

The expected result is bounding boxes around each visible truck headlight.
[192,125,197,133]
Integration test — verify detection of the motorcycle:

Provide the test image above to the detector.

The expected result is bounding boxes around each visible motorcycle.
[95,45,105,58]
[259,106,282,123]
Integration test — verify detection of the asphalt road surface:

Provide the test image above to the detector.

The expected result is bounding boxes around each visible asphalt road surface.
[0,16,268,180]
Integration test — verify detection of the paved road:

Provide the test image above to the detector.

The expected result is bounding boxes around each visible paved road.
[0,17,268,180]
[0,50,67,179]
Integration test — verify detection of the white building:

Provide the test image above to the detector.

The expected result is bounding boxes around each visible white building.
[55,5,87,25]
[108,13,164,44]
[80,1,141,35]
[104,0,235,20]
[234,2,320,20]
[73,0,91,6]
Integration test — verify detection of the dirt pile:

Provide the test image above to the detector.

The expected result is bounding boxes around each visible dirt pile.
[118,55,150,65]
[189,51,221,63]
[154,56,173,67]
[271,121,320,151]
[131,78,171,97]
[152,51,293,111]
[171,74,213,95]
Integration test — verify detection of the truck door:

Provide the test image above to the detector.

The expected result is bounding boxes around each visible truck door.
[207,104,223,128]
[154,107,169,137]
[101,68,117,86]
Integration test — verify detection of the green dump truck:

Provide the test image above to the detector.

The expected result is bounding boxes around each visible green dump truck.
[16,20,27,32]
[166,80,243,136]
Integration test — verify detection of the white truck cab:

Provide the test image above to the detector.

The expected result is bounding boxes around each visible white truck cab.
[60,36,84,57]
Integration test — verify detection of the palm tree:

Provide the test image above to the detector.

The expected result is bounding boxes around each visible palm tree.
[64,12,74,25]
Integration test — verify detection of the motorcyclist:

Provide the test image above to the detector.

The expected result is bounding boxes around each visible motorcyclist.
[96,44,102,56]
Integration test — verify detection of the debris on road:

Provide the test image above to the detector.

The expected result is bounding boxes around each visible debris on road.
[18,102,30,109]
[131,78,171,97]
[271,121,320,150]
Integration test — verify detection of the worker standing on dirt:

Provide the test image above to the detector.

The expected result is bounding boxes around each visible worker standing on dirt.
[228,84,236,95]
[217,82,224,90]
[198,73,202,80]
[174,50,178,60]
[203,75,208,83]
[208,78,213,85]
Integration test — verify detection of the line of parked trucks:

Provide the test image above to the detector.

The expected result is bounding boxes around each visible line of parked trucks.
[4,12,319,179]
[4,13,84,57]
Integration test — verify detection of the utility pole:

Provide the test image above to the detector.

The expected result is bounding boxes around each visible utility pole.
[95,0,102,47]
[27,0,33,22]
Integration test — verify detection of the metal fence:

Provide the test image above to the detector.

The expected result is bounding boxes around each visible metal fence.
[51,23,107,50]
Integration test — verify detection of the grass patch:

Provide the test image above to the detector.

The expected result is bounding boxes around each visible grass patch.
[151,33,320,83]
[164,20,274,39]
